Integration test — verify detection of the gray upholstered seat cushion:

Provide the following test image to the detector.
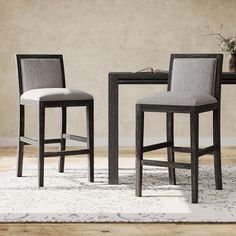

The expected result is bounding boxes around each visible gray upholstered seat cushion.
[20,88,93,105]
[136,91,217,106]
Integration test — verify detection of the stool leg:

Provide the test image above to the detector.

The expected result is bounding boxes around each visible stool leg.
[213,108,222,190]
[87,101,94,182]
[17,105,25,177]
[38,103,45,187]
[167,112,176,185]
[190,111,199,203]
[59,107,67,173]
[135,105,144,197]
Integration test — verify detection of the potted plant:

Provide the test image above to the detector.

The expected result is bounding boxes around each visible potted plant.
[205,33,236,72]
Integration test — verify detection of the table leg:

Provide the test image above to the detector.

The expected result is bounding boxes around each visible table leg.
[108,75,119,184]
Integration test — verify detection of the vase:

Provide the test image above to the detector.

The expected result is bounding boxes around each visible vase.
[229,54,236,72]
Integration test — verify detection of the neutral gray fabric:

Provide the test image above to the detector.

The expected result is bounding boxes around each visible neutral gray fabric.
[171,58,216,95]
[136,91,217,106]
[137,57,218,107]
[20,88,93,105]
[21,59,63,93]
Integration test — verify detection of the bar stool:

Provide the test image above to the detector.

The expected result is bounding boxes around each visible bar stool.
[16,54,94,187]
[135,54,223,203]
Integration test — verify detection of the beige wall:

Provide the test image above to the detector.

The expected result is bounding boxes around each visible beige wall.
[0,0,236,146]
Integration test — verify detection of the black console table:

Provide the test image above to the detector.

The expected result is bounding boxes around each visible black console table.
[108,72,236,184]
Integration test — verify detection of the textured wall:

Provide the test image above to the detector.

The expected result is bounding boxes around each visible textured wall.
[0,0,236,145]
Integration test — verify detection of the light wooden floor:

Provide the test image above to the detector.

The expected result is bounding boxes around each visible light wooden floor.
[0,146,235,236]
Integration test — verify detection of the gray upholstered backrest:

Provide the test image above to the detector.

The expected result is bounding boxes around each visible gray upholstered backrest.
[170,58,217,96]
[19,56,64,93]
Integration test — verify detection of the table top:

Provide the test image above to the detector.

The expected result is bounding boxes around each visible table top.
[109,72,236,84]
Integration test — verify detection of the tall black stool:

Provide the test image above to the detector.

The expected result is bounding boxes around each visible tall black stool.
[16,54,94,187]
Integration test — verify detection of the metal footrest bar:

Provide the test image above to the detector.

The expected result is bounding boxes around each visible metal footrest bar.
[143,142,171,153]
[20,136,37,145]
[173,145,216,157]
[63,134,88,143]
[141,159,191,169]
[20,136,62,145]
[44,149,90,157]
[198,145,216,157]
[44,138,62,144]
[173,146,191,153]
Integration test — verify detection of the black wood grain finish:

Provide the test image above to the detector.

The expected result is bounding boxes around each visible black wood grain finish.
[133,54,223,203]
[16,54,95,187]
[143,142,170,152]
[17,105,25,177]
[167,112,176,185]
[59,107,66,173]
[38,102,45,187]
[108,74,119,184]
[87,100,94,182]
[190,110,199,203]
[135,104,144,197]
[213,108,223,190]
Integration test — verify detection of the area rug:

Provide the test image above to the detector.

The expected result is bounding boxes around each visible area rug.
[0,164,235,222]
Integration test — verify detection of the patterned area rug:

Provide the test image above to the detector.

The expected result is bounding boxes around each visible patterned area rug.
[0,165,235,222]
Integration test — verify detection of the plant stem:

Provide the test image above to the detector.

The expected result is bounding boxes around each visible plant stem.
[202,33,230,47]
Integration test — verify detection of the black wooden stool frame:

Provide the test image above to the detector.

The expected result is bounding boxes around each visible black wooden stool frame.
[135,54,223,203]
[16,55,94,187]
